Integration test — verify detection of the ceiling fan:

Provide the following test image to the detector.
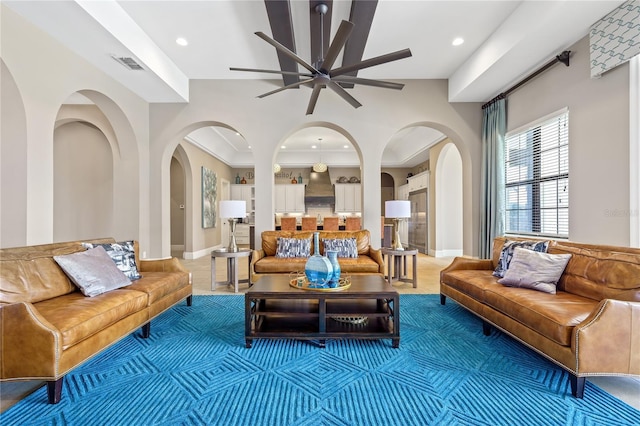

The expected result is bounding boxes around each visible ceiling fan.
[230,3,412,115]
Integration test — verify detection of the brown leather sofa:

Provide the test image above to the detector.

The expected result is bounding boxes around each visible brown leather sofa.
[0,238,192,404]
[440,236,640,398]
[251,230,384,282]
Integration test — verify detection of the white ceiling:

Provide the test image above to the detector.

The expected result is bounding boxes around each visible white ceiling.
[7,0,621,168]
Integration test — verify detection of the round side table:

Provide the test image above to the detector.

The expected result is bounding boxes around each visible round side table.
[381,248,418,288]
[211,248,252,293]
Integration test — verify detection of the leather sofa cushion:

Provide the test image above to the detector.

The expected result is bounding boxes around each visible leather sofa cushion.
[254,255,381,275]
[483,286,598,346]
[0,242,86,304]
[440,270,500,303]
[35,290,148,350]
[126,272,190,305]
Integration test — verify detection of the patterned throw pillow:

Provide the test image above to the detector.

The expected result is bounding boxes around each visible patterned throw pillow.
[82,240,142,280]
[493,240,549,278]
[322,238,358,258]
[275,237,312,258]
[54,246,131,297]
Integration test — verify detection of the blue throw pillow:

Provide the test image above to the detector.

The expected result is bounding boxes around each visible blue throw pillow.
[82,240,142,280]
[493,240,549,278]
[322,238,358,258]
[275,237,311,258]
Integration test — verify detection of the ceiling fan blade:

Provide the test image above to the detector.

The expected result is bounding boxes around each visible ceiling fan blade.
[306,84,322,115]
[330,48,412,78]
[327,80,362,109]
[255,31,318,74]
[257,78,315,98]
[230,67,314,78]
[332,76,405,90]
[320,20,354,72]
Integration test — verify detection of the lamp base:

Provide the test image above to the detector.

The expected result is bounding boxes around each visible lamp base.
[227,219,239,252]
[391,218,404,251]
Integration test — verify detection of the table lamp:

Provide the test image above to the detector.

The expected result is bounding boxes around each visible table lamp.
[219,200,246,252]
[385,200,411,250]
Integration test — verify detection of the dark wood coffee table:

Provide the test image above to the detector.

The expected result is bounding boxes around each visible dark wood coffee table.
[244,274,399,348]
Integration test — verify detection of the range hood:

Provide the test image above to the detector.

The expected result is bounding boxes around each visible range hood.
[304,168,335,205]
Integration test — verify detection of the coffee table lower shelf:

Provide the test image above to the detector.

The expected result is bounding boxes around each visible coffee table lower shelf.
[244,279,400,348]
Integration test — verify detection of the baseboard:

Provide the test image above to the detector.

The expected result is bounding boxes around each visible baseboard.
[171,244,184,251]
[433,249,463,258]
[183,244,223,259]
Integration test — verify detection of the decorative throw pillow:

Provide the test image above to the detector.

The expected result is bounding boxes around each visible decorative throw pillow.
[275,237,312,258]
[493,240,549,278]
[54,246,131,297]
[82,240,142,280]
[322,238,358,258]
[498,247,572,294]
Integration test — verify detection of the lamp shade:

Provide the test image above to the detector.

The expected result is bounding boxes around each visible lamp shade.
[219,200,246,219]
[385,200,411,218]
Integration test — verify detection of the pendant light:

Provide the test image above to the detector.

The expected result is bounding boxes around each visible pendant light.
[313,138,327,172]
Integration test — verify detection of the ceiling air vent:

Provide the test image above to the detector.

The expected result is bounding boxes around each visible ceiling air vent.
[111,55,144,71]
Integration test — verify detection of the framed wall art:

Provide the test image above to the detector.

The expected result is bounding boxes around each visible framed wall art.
[201,166,217,228]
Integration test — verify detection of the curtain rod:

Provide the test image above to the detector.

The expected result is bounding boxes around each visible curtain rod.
[482,50,571,109]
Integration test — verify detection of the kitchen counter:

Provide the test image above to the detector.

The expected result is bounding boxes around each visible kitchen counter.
[274,225,346,231]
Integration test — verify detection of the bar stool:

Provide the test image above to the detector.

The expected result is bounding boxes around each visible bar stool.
[280,217,297,231]
[345,217,361,230]
[301,217,318,231]
[323,217,339,231]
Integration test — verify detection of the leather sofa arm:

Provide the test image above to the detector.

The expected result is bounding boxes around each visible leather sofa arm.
[1,302,61,379]
[440,257,494,276]
[139,257,188,273]
[573,299,640,375]
[250,249,266,280]
[368,247,385,273]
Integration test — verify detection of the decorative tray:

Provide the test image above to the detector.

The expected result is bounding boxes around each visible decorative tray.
[289,275,351,292]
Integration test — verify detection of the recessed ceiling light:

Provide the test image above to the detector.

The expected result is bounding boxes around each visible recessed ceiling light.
[452,37,464,46]
[311,145,317,149]
[247,145,252,149]
[281,145,286,149]
[343,145,349,149]
[176,37,188,46]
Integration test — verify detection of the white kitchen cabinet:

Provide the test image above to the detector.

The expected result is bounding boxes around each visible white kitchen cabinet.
[407,171,429,193]
[397,184,409,200]
[334,184,361,213]
[234,224,250,245]
[274,184,305,213]
[230,184,255,222]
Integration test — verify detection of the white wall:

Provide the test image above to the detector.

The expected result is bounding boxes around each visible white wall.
[1,5,150,249]
[507,36,632,246]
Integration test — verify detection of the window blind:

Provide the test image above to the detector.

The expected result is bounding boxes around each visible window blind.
[504,109,569,238]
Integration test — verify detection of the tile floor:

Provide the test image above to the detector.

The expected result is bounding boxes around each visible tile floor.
[2,250,638,413]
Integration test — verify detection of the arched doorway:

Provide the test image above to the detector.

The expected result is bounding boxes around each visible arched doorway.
[434,142,463,257]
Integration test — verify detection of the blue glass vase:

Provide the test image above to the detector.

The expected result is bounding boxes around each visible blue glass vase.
[325,250,341,287]
[305,232,333,287]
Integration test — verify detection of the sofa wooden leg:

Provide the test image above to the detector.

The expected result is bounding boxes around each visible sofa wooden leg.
[47,378,63,404]
[440,294,446,305]
[570,374,585,398]
[141,322,150,338]
[186,295,193,306]
[482,321,491,336]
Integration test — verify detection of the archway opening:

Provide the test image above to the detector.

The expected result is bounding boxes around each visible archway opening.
[274,125,361,229]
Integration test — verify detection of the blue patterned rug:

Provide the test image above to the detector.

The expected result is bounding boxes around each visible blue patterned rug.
[3,295,639,425]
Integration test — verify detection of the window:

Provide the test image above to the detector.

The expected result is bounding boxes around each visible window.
[504,109,569,238]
